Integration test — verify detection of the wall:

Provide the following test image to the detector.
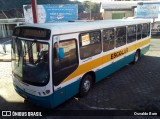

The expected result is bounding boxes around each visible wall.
[0,24,16,38]
[103,9,134,20]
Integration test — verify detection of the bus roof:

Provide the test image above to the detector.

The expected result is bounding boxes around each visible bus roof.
[19,19,151,35]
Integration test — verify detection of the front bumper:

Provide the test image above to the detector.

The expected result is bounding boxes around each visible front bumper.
[14,84,55,109]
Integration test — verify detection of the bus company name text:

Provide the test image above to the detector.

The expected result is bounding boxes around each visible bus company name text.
[111,48,128,59]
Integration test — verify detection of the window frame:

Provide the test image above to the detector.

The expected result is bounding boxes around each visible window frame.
[102,28,115,52]
[52,38,79,86]
[79,30,102,60]
[53,38,79,72]
[136,24,142,40]
[127,25,137,44]
[115,26,127,48]
[142,23,150,38]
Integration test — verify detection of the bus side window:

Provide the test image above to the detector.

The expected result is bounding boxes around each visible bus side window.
[116,27,126,47]
[142,23,149,38]
[127,25,136,43]
[137,24,142,40]
[79,30,101,59]
[53,39,78,71]
[103,28,115,52]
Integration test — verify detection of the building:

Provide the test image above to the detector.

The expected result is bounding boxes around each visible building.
[101,1,160,20]
[0,18,24,38]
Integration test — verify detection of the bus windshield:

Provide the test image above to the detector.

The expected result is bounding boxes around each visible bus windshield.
[11,37,50,86]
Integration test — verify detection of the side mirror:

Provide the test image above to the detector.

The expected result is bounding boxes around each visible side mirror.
[58,48,64,60]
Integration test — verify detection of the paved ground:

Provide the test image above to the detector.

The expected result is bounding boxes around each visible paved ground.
[0,38,160,118]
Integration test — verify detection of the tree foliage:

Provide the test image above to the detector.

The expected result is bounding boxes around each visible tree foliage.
[74,1,100,13]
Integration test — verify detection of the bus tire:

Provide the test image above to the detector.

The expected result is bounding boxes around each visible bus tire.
[133,50,140,64]
[79,74,93,97]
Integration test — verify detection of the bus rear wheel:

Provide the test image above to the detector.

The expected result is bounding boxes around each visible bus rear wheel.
[79,74,93,97]
[133,50,140,64]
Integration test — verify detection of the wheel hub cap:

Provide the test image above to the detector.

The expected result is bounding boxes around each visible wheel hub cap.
[83,80,90,92]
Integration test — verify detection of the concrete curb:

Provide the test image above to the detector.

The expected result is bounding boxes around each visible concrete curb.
[0,59,11,62]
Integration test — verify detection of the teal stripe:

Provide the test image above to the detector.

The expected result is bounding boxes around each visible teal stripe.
[13,45,150,109]
[53,80,80,108]
[14,84,54,108]
[95,45,150,82]
[14,80,80,109]
[141,45,150,56]
[95,53,134,82]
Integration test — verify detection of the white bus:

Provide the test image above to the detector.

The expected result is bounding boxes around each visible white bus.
[12,19,151,108]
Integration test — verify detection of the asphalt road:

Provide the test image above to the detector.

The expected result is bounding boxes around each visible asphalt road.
[0,38,160,118]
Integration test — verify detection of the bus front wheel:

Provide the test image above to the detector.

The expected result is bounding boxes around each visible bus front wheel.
[79,74,93,97]
[133,50,140,64]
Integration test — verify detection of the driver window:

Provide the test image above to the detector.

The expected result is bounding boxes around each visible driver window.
[53,39,78,72]
[37,43,49,62]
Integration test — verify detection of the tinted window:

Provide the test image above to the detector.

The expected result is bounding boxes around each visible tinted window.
[13,27,51,40]
[54,40,78,71]
[79,31,101,59]
[127,25,136,43]
[142,23,150,38]
[116,27,126,47]
[103,29,115,52]
[53,39,78,86]
[148,23,150,36]
[137,24,142,40]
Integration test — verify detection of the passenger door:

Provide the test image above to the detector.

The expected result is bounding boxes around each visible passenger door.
[52,35,79,86]
[52,34,79,106]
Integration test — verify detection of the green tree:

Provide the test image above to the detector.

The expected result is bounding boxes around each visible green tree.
[75,1,100,13]
[91,2,100,13]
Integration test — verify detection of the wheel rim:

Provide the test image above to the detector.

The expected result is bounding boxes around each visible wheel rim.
[135,52,139,62]
[82,79,91,92]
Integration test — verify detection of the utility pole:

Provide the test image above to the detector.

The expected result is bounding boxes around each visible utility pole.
[31,0,38,23]
[90,1,91,20]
